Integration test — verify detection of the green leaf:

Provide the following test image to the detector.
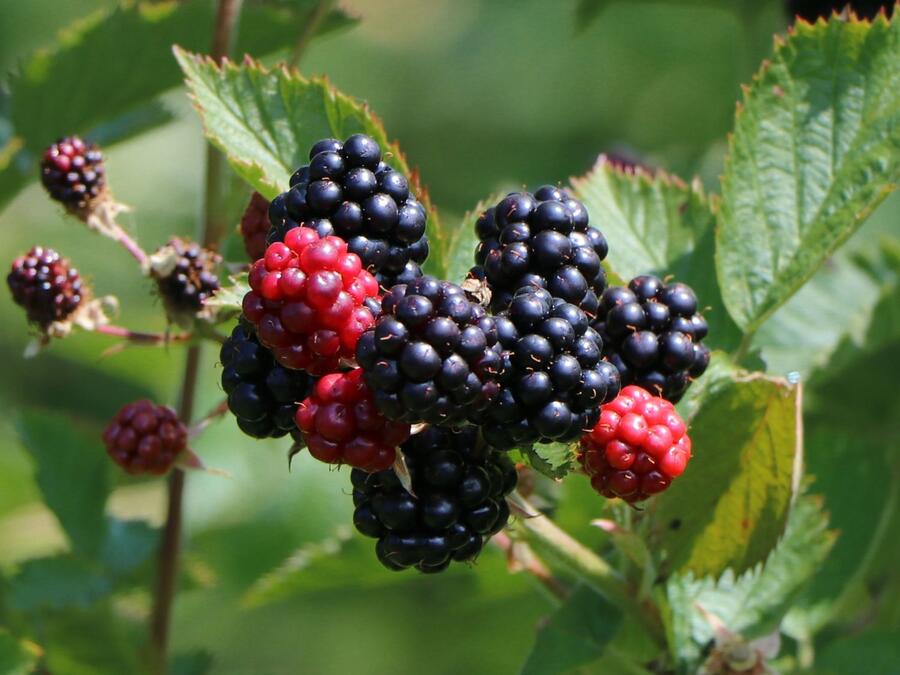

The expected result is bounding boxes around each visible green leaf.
[0,629,40,675]
[174,48,445,258]
[812,630,900,675]
[170,650,213,675]
[8,556,110,613]
[205,272,249,313]
[525,442,578,480]
[664,494,834,665]
[444,194,502,284]
[101,518,158,577]
[652,368,802,578]
[717,14,900,332]
[521,586,623,675]
[17,409,110,557]
[40,605,141,675]
[571,158,741,351]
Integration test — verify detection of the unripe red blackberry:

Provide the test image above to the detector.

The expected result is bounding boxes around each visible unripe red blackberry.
[352,426,517,573]
[474,287,621,449]
[355,275,503,427]
[295,368,410,472]
[220,320,313,439]
[102,400,187,475]
[578,385,691,503]
[267,134,429,290]
[150,238,221,321]
[7,246,85,331]
[242,227,380,375]
[240,192,271,261]
[40,136,106,210]
[469,186,608,314]
[595,275,709,403]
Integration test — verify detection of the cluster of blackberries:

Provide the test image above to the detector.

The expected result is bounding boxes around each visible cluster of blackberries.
[356,276,502,427]
[352,427,516,572]
[475,287,621,449]
[151,238,221,320]
[7,246,85,331]
[40,136,106,210]
[470,187,609,314]
[103,400,187,475]
[220,322,312,440]
[594,276,709,403]
[240,192,271,261]
[266,134,429,289]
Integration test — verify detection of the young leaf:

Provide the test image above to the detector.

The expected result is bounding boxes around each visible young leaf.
[717,14,900,332]
[16,409,110,557]
[664,494,834,666]
[0,629,40,675]
[173,49,445,261]
[7,556,111,613]
[520,585,624,675]
[204,272,249,313]
[525,442,579,480]
[571,157,741,351]
[652,369,802,578]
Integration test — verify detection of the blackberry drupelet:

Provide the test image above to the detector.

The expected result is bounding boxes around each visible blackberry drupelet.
[579,385,691,503]
[150,237,221,320]
[40,136,106,210]
[266,134,429,289]
[355,275,502,426]
[7,246,85,330]
[240,192,271,261]
[351,426,517,573]
[594,275,709,403]
[475,287,621,449]
[469,186,609,313]
[103,400,187,475]
[220,321,312,439]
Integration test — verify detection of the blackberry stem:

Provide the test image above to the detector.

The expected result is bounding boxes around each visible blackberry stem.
[512,492,665,644]
[94,324,192,345]
[149,1,243,672]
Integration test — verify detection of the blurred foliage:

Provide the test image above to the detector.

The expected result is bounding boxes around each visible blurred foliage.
[0,1,898,674]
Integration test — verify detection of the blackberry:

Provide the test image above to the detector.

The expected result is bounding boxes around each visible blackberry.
[240,192,271,261]
[242,228,379,375]
[475,287,620,449]
[266,134,429,289]
[295,368,410,472]
[356,275,502,426]
[579,385,691,503]
[220,321,313,439]
[150,238,221,320]
[594,275,709,403]
[7,246,85,330]
[40,136,106,210]
[469,187,608,313]
[103,400,187,475]
[787,0,894,20]
[351,426,517,573]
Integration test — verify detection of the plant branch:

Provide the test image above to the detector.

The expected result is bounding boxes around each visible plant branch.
[511,493,665,644]
[94,324,192,345]
[491,531,569,602]
[149,1,243,671]
[288,0,334,67]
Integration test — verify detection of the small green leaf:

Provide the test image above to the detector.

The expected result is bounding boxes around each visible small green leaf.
[571,158,741,351]
[205,272,249,313]
[0,629,40,675]
[521,585,623,675]
[101,518,158,577]
[525,443,578,480]
[17,409,110,557]
[653,369,802,578]
[8,556,110,613]
[717,14,900,332]
[174,49,444,258]
[664,494,834,666]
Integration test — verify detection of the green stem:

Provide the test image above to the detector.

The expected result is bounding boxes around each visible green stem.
[514,494,665,644]
[289,0,334,67]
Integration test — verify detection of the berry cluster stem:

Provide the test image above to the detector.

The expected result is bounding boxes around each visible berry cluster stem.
[148,1,242,671]
[95,323,191,345]
[513,493,664,644]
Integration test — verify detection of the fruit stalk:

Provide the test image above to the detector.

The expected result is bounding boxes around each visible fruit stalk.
[148,0,242,671]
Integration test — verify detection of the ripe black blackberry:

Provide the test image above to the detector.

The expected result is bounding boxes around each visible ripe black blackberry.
[220,321,312,439]
[7,246,85,331]
[266,134,429,290]
[787,0,893,21]
[351,426,517,573]
[469,186,609,314]
[40,136,106,210]
[594,275,709,403]
[475,287,621,450]
[150,237,221,320]
[356,275,502,426]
